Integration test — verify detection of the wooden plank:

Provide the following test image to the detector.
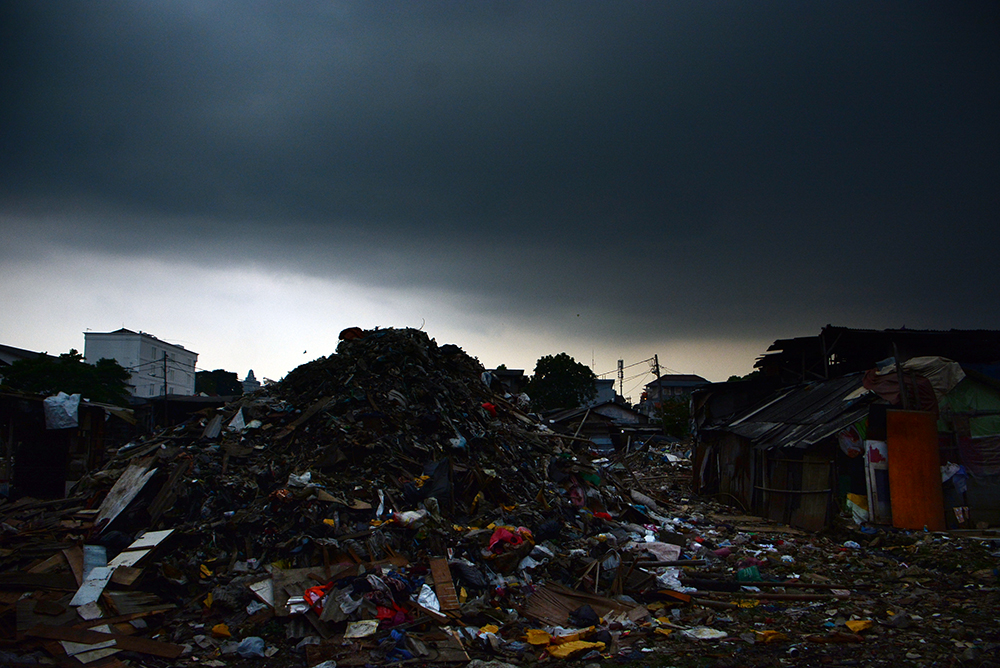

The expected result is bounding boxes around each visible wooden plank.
[62,547,85,586]
[148,461,191,525]
[16,596,78,633]
[69,567,114,607]
[93,461,157,533]
[109,567,142,588]
[0,573,78,590]
[107,549,150,569]
[101,591,173,616]
[76,609,173,629]
[429,558,460,611]
[28,553,67,574]
[26,626,185,659]
[276,396,334,439]
[126,529,174,551]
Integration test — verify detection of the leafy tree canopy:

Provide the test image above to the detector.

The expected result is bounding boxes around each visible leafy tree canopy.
[195,369,244,396]
[656,398,691,439]
[525,353,596,411]
[0,349,131,406]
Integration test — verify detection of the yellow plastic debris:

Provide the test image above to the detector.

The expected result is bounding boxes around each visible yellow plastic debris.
[526,629,551,646]
[203,592,213,608]
[211,623,231,638]
[549,627,593,645]
[323,518,337,527]
[654,628,673,638]
[755,630,788,643]
[481,624,499,634]
[200,564,213,578]
[846,619,874,633]
[548,640,605,659]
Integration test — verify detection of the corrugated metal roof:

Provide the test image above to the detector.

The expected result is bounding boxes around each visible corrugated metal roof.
[722,373,876,450]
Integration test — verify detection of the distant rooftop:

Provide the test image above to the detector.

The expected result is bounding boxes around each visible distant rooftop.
[645,374,709,388]
[86,328,196,354]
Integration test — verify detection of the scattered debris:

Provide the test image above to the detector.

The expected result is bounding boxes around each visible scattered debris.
[1,328,998,667]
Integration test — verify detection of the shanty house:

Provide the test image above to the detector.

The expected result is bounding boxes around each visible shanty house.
[546,401,650,451]
[695,355,1000,532]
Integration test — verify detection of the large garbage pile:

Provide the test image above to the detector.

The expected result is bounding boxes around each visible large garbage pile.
[2,327,999,668]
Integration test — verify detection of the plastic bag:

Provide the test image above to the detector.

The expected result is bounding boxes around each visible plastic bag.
[417,584,440,612]
[43,392,80,429]
[237,636,265,658]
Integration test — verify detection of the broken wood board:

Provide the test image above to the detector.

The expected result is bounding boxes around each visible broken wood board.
[28,552,68,574]
[0,572,79,591]
[17,595,78,633]
[148,460,192,524]
[60,622,119,664]
[70,567,114,607]
[62,546,85,586]
[524,582,644,627]
[247,578,275,608]
[102,591,175,616]
[429,557,460,611]
[106,529,172,571]
[76,609,171,629]
[707,514,809,534]
[27,625,185,658]
[271,567,325,617]
[93,461,157,533]
[276,396,334,439]
[110,567,142,587]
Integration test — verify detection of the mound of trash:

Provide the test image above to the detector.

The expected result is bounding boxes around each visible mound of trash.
[2,327,997,667]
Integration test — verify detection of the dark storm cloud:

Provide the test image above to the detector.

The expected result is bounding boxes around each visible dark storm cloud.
[2,1,999,341]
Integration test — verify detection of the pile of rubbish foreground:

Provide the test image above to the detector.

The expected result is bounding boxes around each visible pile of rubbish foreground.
[2,328,999,668]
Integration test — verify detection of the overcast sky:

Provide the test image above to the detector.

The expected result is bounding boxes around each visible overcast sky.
[2,1,998,396]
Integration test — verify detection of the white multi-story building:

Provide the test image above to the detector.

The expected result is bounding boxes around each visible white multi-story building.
[84,329,198,398]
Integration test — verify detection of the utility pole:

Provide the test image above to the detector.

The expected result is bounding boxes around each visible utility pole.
[653,354,664,406]
[618,359,624,400]
[162,352,169,426]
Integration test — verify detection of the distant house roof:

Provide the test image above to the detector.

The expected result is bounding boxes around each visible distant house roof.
[756,325,1000,382]
[0,343,45,367]
[492,368,525,377]
[645,374,709,389]
[710,373,876,451]
[86,328,196,354]
[546,400,647,426]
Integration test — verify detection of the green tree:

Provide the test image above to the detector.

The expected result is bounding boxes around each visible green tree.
[0,349,131,405]
[195,369,244,396]
[656,398,691,439]
[727,369,762,382]
[525,353,597,411]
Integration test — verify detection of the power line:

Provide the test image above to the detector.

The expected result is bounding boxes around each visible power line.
[597,356,656,378]
[625,369,654,398]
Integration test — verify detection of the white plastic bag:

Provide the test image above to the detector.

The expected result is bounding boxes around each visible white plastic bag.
[44,392,80,429]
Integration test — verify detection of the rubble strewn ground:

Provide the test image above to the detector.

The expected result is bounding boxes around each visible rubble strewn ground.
[1,328,998,667]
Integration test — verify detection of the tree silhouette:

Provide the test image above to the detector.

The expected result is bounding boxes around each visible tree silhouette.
[0,349,131,405]
[525,353,596,411]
